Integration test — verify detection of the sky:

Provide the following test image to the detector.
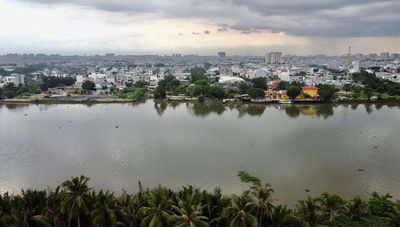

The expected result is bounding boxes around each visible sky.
[0,0,399,56]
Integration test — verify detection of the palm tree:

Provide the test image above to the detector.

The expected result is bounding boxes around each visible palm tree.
[32,186,67,227]
[267,205,297,227]
[295,196,322,227]
[317,193,345,224]
[172,203,209,227]
[11,189,48,227]
[91,190,122,227]
[388,201,400,226]
[0,192,18,226]
[171,186,209,227]
[225,192,258,227]
[139,185,174,227]
[61,175,92,227]
[118,190,145,226]
[346,197,370,222]
[251,183,274,227]
[202,188,231,227]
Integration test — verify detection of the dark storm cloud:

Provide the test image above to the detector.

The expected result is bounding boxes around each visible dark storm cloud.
[19,0,400,37]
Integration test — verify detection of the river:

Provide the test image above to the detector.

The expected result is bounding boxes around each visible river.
[0,101,399,204]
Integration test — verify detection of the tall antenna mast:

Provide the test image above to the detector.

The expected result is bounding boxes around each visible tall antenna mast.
[346,46,352,82]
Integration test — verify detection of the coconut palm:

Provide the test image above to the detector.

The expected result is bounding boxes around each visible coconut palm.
[0,192,18,226]
[295,196,322,227]
[171,186,209,227]
[139,185,174,227]
[11,189,48,227]
[267,205,297,227]
[61,175,92,227]
[201,188,231,227]
[387,201,400,226]
[251,183,274,226]
[172,203,209,227]
[317,193,345,224]
[346,197,370,222]
[225,192,258,227]
[118,190,145,226]
[32,186,67,227]
[91,190,122,227]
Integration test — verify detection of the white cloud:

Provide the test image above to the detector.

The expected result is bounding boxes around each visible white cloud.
[0,0,399,54]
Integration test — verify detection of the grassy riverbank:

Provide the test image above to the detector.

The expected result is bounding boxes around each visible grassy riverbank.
[0,172,399,227]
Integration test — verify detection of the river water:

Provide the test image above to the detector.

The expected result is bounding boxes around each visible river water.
[0,101,399,204]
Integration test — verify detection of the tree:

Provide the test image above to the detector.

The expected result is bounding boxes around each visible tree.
[61,176,92,227]
[134,81,146,88]
[247,88,265,99]
[190,67,207,82]
[317,84,336,102]
[91,190,121,227]
[171,186,209,227]
[2,83,17,98]
[208,85,226,99]
[154,86,166,99]
[295,197,322,227]
[286,86,301,100]
[368,192,394,218]
[251,78,267,90]
[166,79,181,92]
[226,193,258,227]
[278,81,290,90]
[194,80,210,96]
[267,205,297,227]
[131,88,146,101]
[139,186,173,227]
[346,197,370,222]
[82,81,96,91]
[239,82,249,94]
[317,193,344,225]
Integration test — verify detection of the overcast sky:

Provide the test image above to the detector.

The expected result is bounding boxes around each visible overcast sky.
[0,0,399,55]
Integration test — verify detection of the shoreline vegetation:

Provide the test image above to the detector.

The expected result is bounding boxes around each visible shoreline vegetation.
[1,96,400,105]
[1,68,400,105]
[0,172,399,227]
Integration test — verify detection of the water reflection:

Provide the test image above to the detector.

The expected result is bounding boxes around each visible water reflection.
[151,101,338,119]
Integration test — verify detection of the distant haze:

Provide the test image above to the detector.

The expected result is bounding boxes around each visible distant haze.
[0,0,399,55]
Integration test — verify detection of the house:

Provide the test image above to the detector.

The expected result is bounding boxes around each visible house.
[302,85,319,99]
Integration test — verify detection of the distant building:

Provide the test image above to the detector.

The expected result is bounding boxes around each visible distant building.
[380,52,390,59]
[350,61,360,73]
[105,53,115,57]
[172,53,182,57]
[391,53,400,59]
[5,74,25,85]
[218,52,226,58]
[266,52,283,64]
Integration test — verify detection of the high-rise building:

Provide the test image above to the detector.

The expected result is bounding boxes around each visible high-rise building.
[380,52,390,59]
[218,52,226,58]
[266,52,283,64]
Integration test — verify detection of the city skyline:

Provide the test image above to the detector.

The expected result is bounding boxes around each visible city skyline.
[0,0,399,55]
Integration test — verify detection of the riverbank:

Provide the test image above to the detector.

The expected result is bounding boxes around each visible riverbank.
[1,95,135,104]
[2,95,400,105]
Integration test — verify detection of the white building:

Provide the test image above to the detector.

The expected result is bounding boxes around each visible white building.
[266,52,283,64]
[5,74,25,85]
